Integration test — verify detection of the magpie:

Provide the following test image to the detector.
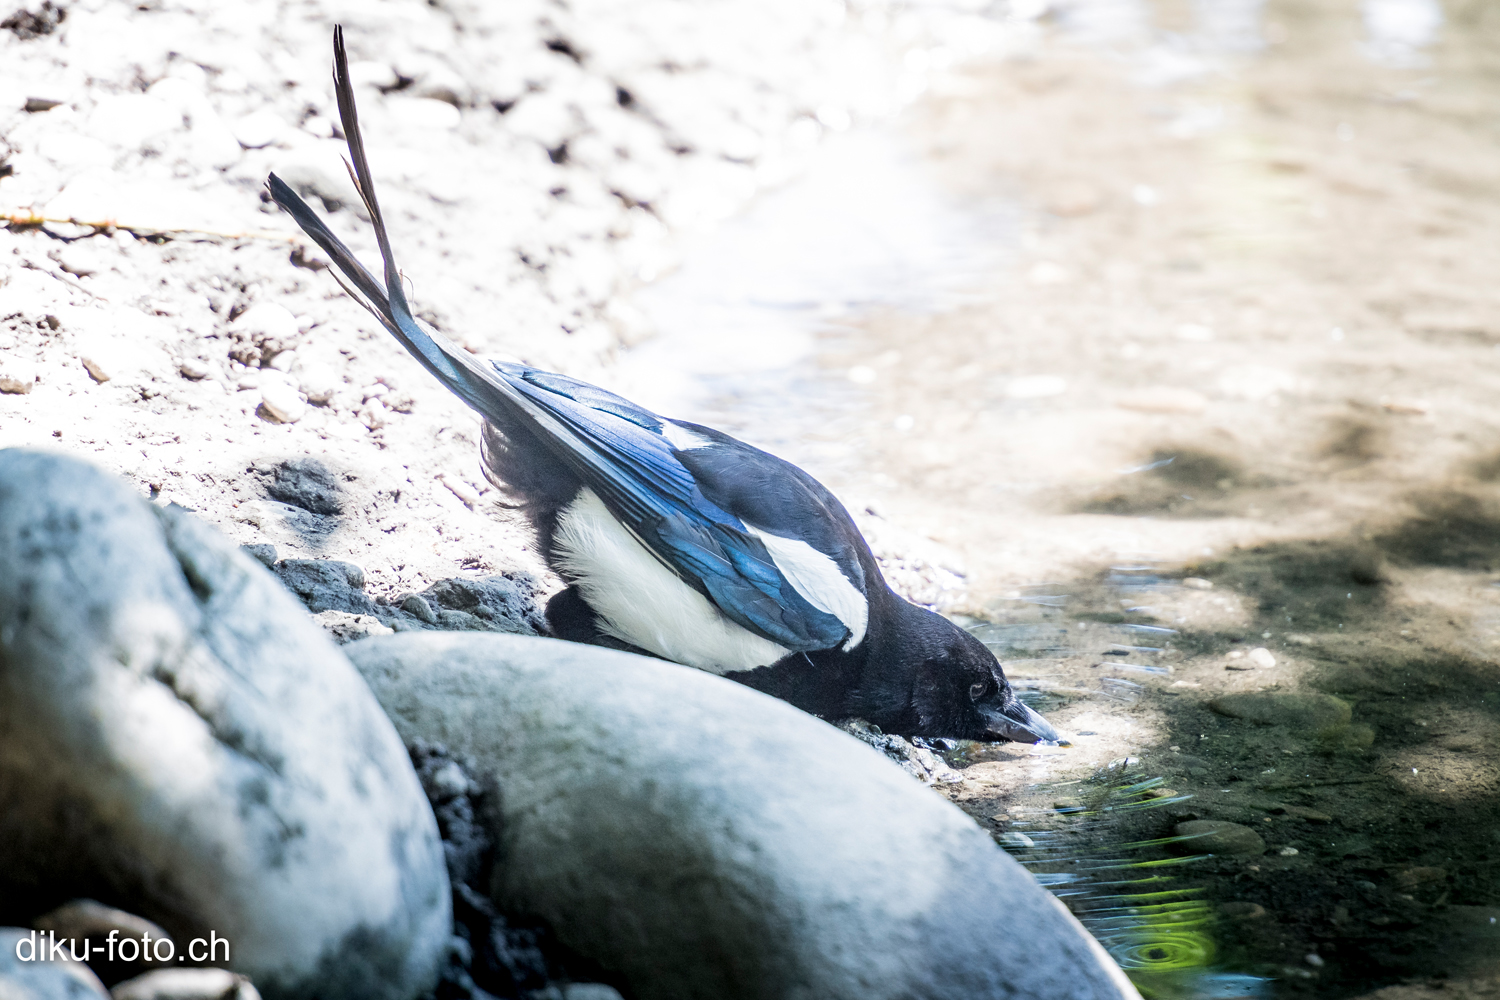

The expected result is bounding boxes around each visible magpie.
[265,28,1061,745]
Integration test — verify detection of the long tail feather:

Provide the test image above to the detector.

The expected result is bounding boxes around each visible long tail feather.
[265,172,390,323]
[266,27,646,510]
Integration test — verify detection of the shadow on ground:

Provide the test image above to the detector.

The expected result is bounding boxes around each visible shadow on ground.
[968,480,1500,996]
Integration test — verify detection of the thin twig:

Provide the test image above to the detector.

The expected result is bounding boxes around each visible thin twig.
[3,211,299,243]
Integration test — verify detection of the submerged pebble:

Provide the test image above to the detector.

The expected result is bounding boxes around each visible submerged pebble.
[1209,692,1351,733]
[1171,820,1266,856]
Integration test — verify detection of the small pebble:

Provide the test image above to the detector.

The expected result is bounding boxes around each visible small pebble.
[998,831,1035,848]
[1247,647,1276,669]
[1182,577,1213,589]
[439,474,482,509]
[1304,953,1325,968]
[1278,846,1299,856]
[401,594,439,624]
[111,967,261,1000]
[1209,692,1352,732]
[1171,820,1266,856]
[260,380,306,423]
[0,360,36,394]
[428,760,470,800]
[34,899,172,962]
[234,302,300,343]
[240,544,278,568]
[1393,866,1447,889]
[231,109,286,149]
[79,352,112,383]
[298,362,340,404]
[178,358,210,380]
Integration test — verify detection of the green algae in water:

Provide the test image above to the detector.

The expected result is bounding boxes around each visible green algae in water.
[1000,775,1272,999]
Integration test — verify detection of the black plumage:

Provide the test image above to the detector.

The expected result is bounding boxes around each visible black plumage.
[266,27,1061,745]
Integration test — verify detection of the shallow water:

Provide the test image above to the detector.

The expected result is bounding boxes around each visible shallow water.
[619,0,1500,995]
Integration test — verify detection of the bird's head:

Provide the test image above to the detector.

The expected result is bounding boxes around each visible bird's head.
[902,617,1063,745]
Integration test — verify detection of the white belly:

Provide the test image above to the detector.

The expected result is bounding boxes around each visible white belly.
[550,488,792,673]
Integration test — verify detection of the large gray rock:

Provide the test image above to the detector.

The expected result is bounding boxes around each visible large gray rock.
[348,632,1141,1000]
[0,450,450,1000]
[0,928,110,999]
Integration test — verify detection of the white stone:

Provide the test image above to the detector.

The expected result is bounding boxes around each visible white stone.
[348,632,1142,1000]
[230,109,287,149]
[297,362,341,404]
[233,302,299,343]
[0,928,109,999]
[178,358,210,380]
[111,967,261,1000]
[0,452,450,1000]
[0,358,36,394]
[260,379,306,423]
[1247,647,1277,669]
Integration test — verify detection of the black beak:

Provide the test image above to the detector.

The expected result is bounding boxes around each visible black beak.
[988,699,1064,745]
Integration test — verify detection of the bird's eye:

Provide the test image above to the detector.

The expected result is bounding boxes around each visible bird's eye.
[969,681,988,700]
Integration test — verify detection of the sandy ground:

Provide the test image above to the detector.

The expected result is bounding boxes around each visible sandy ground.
[5,0,1500,997]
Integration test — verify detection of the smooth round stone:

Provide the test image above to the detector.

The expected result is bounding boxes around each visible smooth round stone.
[230,109,286,149]
[296,362,340,404]
[0,927,110,999]
[1208,692,1352,732]
[348,632,1142,1000]
[259,379,306,423]
[0,451,450,1000]
[0,358,36,394]
[111,968,260,1000]
[177,358,210,380]
[1246,647,1277,669]
[233,302,299,344]
[1172,821,1266,856]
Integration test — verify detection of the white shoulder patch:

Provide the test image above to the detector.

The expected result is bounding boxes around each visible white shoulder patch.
[660,420,714,452]
[746,525,868,650]
[552,488,792,674]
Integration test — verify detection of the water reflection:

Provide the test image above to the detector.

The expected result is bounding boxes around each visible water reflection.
[614,127,1010,455]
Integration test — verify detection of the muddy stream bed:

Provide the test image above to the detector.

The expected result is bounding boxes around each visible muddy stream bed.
[627,1,1500,996]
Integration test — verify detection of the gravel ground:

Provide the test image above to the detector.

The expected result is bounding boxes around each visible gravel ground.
[0,0,1015,609]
